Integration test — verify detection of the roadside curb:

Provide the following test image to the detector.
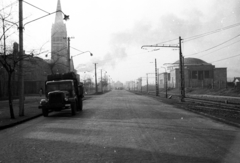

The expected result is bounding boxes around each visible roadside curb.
[0,97,92,131]
[0,113,43,131]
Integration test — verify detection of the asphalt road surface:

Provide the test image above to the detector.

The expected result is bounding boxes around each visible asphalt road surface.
[0,90,240,163]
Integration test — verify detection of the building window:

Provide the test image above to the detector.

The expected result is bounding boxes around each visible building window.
[192,71,197,79]
[205,71,210,78]
[198,71,203,80]
[168,73,170,81]
[160,79,163,85]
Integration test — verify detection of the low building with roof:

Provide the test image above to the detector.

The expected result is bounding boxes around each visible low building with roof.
[159,57,227,89]
[233,77,240,88]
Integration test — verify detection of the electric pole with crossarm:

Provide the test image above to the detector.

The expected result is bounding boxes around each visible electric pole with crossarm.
[141,36,185,102]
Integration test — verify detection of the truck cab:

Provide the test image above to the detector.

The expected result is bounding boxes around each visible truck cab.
[39,72,84,117]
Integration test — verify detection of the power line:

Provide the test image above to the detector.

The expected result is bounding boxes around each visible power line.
[184,22,240,42]
[198,39,240,58]
[210,53,240,63]
[23,1,50,14]
[155,38,179,45]
[70,46,83,53]
[147,22,240,47]
[185,34,240,57]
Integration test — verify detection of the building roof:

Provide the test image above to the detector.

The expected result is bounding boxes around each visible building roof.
[173,57,211,65]
[233,77,240,82]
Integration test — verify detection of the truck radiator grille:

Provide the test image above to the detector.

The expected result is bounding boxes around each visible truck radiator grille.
[49,93,64,103]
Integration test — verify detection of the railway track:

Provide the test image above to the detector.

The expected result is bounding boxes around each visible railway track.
[183,97,240,127]
[132,91,240,128]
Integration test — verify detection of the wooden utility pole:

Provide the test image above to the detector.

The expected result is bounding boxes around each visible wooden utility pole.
[179,37,185,101]
[68,37,70,72]
[19,0,24,116]
[155,58,159,96]
[101,69,103,92]
[146,74,148,93]
[94,63,98,93]
[141,36,185,101]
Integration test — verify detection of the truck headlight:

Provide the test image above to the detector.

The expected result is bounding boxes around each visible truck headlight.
[40,99,47,105]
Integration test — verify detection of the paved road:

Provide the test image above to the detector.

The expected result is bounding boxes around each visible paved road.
[0,90,240,163]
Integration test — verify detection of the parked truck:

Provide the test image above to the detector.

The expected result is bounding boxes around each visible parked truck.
[39,72,84,117]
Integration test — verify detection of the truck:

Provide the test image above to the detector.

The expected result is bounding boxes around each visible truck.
[39,72,84,117]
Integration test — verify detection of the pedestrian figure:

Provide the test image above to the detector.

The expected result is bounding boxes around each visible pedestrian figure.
[39,88,43,97]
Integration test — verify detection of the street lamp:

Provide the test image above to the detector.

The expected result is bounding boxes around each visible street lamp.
[161,67,168,98]
[17,1,70,115]
[71,51,93,59]
[70,51,93,72]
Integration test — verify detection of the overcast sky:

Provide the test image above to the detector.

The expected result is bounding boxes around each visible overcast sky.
[1,0,240,83]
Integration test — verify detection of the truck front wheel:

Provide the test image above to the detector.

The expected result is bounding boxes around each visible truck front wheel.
[71,102,77,115]
[78,99,83,111]
[42,108,48,117]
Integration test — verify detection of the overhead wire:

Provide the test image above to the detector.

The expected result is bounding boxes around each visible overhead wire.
[198,39,240,58]
[144,22,240,47]
[210,53,240,63]
[184,22,240,42]
[155,38,179,45]
[70,46,83,53]
[185,34,240,57]
[23,1,50,14]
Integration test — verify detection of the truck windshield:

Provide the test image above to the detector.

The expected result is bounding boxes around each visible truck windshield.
[46,81,73,93]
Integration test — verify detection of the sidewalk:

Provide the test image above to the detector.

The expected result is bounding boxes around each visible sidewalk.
[0,94,95,130]
[0,95,43,130]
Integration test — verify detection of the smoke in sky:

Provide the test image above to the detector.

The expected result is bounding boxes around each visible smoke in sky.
[83,0,240,79]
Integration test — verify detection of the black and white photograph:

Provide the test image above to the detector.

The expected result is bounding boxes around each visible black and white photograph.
[0,0,240,162]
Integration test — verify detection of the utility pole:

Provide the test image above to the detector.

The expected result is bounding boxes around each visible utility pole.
[141,36,185,101]
[146,73,148,93]
[66,37,74,72]
[94,63,98,93]
[101,69,103,92]
[161,67,168,98]
[68,37,70,72]
[140,77,142,93]
[179,37,185,101]
[155,58,159,96]
[19,0,24,116]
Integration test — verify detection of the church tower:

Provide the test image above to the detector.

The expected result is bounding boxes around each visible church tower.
[51,0,68,73]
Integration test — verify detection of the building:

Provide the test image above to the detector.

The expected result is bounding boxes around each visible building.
[0,47,50,97]
[114,81,124,89]
[159,57,227,89]
[233,77,240,88]
[51,0,68,73]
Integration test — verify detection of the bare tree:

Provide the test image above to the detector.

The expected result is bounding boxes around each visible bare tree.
[0,8,33,119]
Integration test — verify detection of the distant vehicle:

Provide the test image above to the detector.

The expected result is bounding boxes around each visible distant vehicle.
[116,87,123,90]
[38,72,84,117]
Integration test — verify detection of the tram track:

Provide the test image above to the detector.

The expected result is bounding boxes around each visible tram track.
[131,91,240,128]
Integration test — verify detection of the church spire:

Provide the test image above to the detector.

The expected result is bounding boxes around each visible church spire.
[55,0,63,23]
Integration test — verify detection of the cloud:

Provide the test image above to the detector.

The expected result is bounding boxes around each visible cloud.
[81,0,240,78]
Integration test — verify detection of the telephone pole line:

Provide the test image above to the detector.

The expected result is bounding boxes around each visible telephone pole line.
[141,36,185,101]
[155,58,159,96]
[19,0,24,116]
[101,69,103,92]
[68,37,70,72]
[94,63,98,93]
